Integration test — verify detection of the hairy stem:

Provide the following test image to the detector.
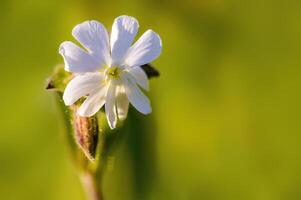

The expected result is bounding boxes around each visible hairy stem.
[80,172,103,200]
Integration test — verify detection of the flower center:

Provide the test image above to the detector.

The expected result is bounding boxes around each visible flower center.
[106,66,121,79]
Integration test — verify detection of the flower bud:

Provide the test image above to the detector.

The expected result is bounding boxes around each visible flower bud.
[72,105,99,161]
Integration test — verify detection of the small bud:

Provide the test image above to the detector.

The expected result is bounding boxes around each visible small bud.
[72,105,99,161]
[140,64,160,78]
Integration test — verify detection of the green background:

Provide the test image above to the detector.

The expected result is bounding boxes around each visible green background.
[1,0,301,199]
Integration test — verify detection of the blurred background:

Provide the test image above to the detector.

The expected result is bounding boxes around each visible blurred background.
[1,0,301,199]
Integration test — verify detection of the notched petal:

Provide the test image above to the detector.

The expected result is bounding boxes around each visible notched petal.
[125,30,162,67]
[122,74,152,115]
[105,82,118,129]
[72,20,110,66]
[63,73,103,106]
[127,67,149,91]
[59,41,100,73]
[110,15,139,66]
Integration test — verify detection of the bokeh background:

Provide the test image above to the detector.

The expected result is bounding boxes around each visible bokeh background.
[1,0,301,199]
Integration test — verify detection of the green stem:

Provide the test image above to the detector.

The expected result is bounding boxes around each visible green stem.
[46,64,159,200]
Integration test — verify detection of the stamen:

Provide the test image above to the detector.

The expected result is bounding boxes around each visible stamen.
[106,67,121,79]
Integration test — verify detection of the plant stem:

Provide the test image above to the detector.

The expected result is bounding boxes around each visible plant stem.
[80,172,103,200]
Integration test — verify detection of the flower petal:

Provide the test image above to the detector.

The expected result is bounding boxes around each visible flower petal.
[125,30,162,67]
[121,74,151,114]
[105,81,118,129]
[116,85,129,120]
[127,67,149,91]
[77,84,108,117]
[110,15,139,66]
[63,73,104,106]
[72,20,111,66]
[59,41,100,73]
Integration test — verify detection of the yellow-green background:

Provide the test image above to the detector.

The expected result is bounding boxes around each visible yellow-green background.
[1,0,301,199]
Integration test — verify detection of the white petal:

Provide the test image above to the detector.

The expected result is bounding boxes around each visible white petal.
[125,30,162,67]
[59,41,100,73]
[127,67,149,91]
[77,85,108,117]
[121,74,151,114]
[63,73,104,106]
[72,20,111,66]
[110,15,139,66]
[105,81,118,129]
[116,85,129,120]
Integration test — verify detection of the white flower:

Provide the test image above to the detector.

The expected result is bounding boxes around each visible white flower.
[59,15,162,129]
